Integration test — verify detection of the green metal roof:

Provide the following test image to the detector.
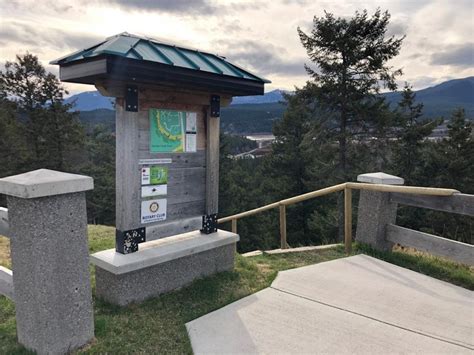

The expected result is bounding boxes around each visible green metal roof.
[51,32,270,84]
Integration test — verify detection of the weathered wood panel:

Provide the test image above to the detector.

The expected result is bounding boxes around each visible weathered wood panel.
[146,216,203,241]
[206,108,220,215]
[0,207,9,238]
[166,182,205,205]
[390,193,474,216]
[138,151,206,168]
[115,99,141,231]
[166,200,205,220]
[134,90,209,235]
[386,224,474,265]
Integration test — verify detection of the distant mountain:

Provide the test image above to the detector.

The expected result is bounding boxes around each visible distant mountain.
[75,77,473,134]
[231,89,287,105]
[383,77,474,117]
[66,89,284,111]
[65,91,115,111]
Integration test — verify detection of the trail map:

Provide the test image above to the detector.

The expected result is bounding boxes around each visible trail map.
[149,109,186,153]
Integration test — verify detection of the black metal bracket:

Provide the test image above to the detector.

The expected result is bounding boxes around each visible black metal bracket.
[210,95,220,117]
[116,227,146,254]
[200,214,218,234]
[125,85,138,112]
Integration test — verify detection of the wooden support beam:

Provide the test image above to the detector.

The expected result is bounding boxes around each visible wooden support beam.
[205,106,220,215]
[115,98,141,231]
[386,224,474,265]
[280,204,287,249]
[231,219,237,234]
[390,193,474,216]
[344,187,352,254]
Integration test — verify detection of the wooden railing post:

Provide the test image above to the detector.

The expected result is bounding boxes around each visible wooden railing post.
[279,204,287,249]
[344,187,352,254]
[231,219,237,234]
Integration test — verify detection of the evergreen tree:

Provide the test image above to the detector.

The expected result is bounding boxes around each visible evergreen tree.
[0,94,28,178]
[0,53,84,170]
[391,84,440,185]
[80,125,116,225]
[425,108,474,193]
[298,8,404,180]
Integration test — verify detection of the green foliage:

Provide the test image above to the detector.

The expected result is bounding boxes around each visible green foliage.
[221,103,286,133]
[0,53,84,172]
[220,134,257,155]
[0,227,347,354]
[355,243,474,290]
[391,84,441,185]
[298,8,404,179]
[81,126,116,225]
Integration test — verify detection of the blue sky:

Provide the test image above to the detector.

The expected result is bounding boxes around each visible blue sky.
[1,0,473,95]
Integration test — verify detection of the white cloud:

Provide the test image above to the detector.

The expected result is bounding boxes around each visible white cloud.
[0,0,472,94]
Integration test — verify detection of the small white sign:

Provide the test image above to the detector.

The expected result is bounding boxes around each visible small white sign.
[139,159,172,165]
[141,198,167,224]
[141,167,150,185]
[186,112,197,133]
[141,184,167,197]
[186,133,197,152]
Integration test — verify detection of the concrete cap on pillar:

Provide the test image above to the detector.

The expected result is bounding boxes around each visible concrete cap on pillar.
[357,172,404,185]
[0,169,93,198]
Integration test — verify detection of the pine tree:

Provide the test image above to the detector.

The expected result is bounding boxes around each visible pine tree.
[298,8,404,180]
[440,108,474,193]
[0,53,84,170]
[392,84,440,185]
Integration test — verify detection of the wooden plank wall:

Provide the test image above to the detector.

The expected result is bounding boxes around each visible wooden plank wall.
[116,87,211,240]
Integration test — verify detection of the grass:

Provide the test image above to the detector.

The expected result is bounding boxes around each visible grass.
[355,243,474,290]
[0,226,473,354]
[0,226,347,354]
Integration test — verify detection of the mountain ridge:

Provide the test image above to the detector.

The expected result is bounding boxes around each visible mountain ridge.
[66,77,473,111]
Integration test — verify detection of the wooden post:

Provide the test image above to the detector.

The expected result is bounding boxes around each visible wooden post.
[115,98,140,232]
[206,107,220,215]
[231,219,237,234]
[279,204,287,249]
[344,187,352,254]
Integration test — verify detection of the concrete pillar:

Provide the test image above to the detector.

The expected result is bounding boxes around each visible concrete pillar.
[355,172,404,251]
[0,169,94,354]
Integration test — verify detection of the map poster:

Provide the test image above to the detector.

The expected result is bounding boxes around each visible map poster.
[150,109,185,153]
[141,198,167,224]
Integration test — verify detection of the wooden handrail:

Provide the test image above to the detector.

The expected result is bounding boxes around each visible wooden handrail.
[218,182,460,254]
[346,183,459,196]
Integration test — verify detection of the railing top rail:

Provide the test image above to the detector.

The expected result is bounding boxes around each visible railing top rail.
[346,183,459,196]
[218,182,460,224]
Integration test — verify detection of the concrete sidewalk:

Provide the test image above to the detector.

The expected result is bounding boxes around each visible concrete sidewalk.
[186,255,474,354]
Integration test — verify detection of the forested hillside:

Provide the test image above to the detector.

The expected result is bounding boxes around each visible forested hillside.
[74,77,474,134]
[1,9,472,252]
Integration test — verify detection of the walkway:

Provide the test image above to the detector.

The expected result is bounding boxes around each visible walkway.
[186,255,473,354]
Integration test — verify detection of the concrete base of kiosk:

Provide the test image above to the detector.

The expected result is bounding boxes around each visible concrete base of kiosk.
[90,229,239,306]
